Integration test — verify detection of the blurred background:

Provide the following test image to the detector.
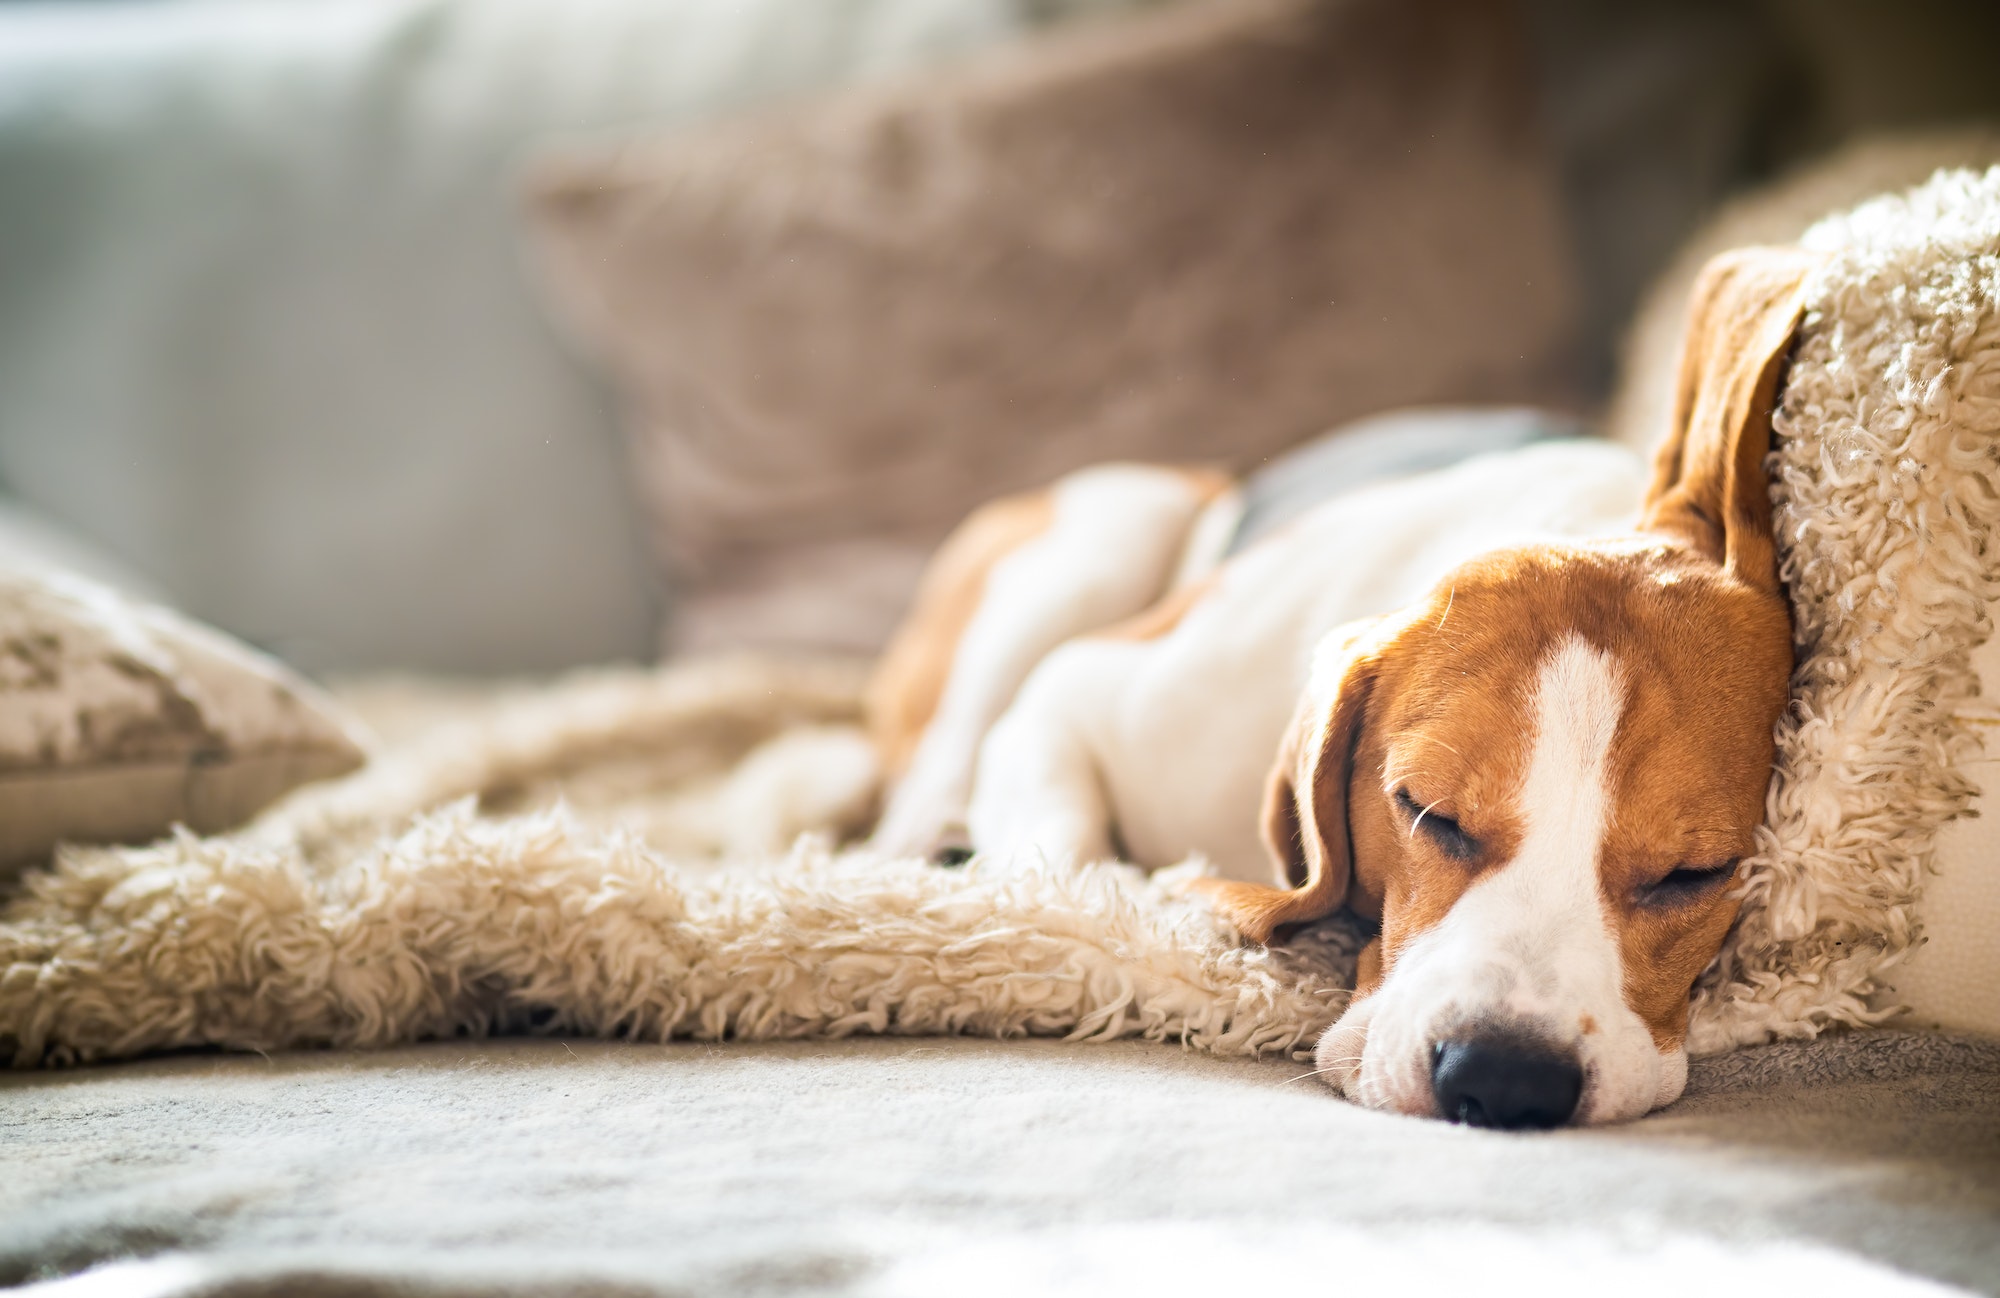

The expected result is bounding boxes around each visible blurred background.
[3,0,1998,677]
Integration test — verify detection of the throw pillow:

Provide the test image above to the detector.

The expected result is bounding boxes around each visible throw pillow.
[0,0,1153,673]
[0,565,368,878]
[526,0,1582,654]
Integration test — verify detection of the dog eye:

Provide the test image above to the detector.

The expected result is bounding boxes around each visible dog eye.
[1395,787,1478,861]
[1639,860,1740,908]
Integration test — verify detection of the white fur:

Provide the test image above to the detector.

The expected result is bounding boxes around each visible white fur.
[0,657,1362,1067]
[872,466,1214,858]
[967,441,1647,880]
[1317,637,1682,1124]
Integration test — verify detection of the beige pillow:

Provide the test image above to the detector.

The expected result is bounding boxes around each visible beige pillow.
[0,566,368,877]
[527,0,1582,654]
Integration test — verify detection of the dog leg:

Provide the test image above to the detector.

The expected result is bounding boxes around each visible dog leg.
[964,639,1138,869]
[871,466,1233,858]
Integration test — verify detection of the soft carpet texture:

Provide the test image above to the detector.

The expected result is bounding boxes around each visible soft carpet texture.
[3,1032,1996,1297]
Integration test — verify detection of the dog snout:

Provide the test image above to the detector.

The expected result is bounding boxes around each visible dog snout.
[1429,1032,1583,1130]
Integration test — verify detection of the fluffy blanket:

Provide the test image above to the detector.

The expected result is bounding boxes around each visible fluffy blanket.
[0,658,1359,1067]
[3,168,1999,1072]
[1690,165,2000,1048]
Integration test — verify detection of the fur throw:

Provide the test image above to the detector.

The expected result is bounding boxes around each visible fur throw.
[1688,166,2000,1050]
[0,658,1358,1067]
[4,169,1998,1069]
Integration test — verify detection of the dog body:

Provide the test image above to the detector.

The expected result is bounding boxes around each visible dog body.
[955,441,1647,879]
[867,248,1820,1127]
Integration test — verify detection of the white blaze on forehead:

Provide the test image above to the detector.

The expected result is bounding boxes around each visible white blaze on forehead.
[1467,635,1629,1025]
[1521,636,1626,879]
[1323,632,1678,1123]
[1420,634,1631,1030]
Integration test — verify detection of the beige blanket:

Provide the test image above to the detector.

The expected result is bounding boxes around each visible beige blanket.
[0,657,1361,1069]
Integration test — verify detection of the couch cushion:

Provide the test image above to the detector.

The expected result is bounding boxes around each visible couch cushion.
[1607,128,2000,457]
[0,0,1147,673]
[528,0,1583,654]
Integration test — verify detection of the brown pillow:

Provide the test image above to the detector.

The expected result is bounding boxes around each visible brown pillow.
[528,0,1582,654]
[0,565,368,877]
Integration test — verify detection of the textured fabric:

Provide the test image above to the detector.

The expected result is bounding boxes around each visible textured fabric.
[1607,128,2000,458]
[1686,167,2000,1051]
[1606,135,2000,1044]
[0,567,366,877]
[0,0,1149,673]
[528,0,1582,655]
[1,1031,1994,1296]
[0,657,1360,1070]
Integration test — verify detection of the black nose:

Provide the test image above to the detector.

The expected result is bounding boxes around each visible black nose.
[1430,1034,1583,1129]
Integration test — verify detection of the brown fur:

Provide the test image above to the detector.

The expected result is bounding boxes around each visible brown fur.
[1325,543,1791,1049]
[1597,554,1790,1049]
[866,492,1055,778]
[1643,246,1824,592]
[1201,246,1818,1047]
[872,465,1233,775]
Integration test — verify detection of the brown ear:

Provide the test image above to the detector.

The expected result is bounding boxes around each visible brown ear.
[1640,246,1823,595]
[1185,616,1387,945]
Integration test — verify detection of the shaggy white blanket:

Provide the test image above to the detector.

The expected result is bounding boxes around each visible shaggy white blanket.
[0,658,1358,1067]
[2,168,1996,1071]
[1689,166,2000,1050]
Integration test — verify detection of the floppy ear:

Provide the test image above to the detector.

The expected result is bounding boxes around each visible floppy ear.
[1185,616,1388,945]
[1640,245,1822,595]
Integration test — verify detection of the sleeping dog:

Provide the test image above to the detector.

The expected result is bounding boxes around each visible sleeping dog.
[865,248,1820,1128]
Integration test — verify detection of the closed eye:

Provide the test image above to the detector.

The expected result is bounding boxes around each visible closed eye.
[1395,787,1478,862]
[1638,860,1740,908]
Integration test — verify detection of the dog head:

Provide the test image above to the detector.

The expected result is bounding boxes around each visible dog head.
[1200,247,1820,1126]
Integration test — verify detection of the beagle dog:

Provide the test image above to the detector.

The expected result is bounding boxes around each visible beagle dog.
[866,248,1820,1128]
